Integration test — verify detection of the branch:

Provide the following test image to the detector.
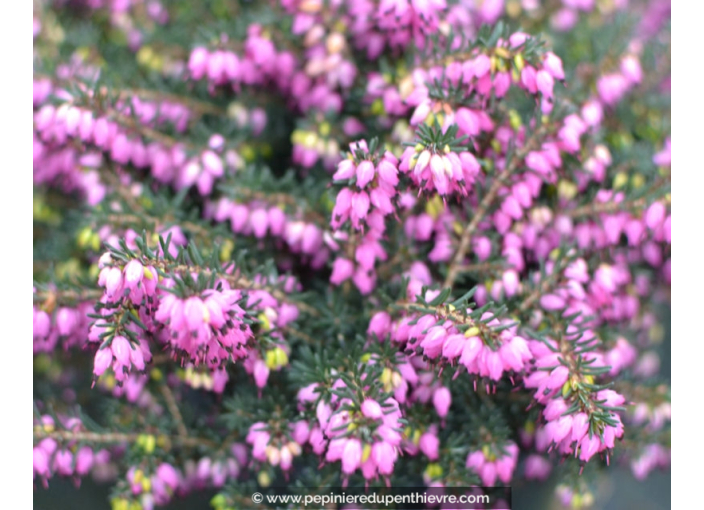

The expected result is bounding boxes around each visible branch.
[444,126,548,289]
[33,288,102,307]
[33,429,217,449]
[452,261,505,277]
[565,180,668,218]
[159,384,188,438]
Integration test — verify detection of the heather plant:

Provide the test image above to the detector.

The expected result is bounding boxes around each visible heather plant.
[33,0,671,509]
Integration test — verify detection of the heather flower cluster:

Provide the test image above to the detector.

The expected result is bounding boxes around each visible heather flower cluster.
[34,1,670,509]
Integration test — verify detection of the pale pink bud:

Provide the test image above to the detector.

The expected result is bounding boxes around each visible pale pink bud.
[129,343,145,371]
[94,348,113,377]
[546,366,569,390]
[188,47,209,79]
[536,70,554,98]
[479,462,497,486]
[202,150,223,177]
[341,438,362,474]
[578,434,602,462]
[620,55,643,84]
[34,310,51,338]
[111,336,131,366]
[433,387,451,418]
[524,454,551,480]
[253,359,270,389]
[34,447,50,476]
[456,108,480,136]
[460,336,483,368]
[207,51,226,83]
[415,150,431,173]
[372,441,396,475]
[156,463,180,489]
[356,160,375,188]
[495,455,515,483]
[419,432,439,460]
[544,398,569,421]
[377,159,399,186]
[546,415,574,443]
[54,449,74,475]
[123,260,143,288]
[330,258,354,285]
[540,294,565,311]
[301,224,323,254]
[368,311,391,340]
[473,54,491,78]
[644,202,666,230]
[333,159,356,181]
[571,412,590,442]
[250,208,269,238]
[493,72,511,98]
[292,421,311,445]
[421,326,447,359]
[521,66,538,94]
[361,399,383,419]
[280,445,293,470]
[509,32,530,48]
[350,191,370,226]
[474,236,492,261]
[223,52,241,81]
[543,52,565,80]
[442,334,465,359]
[466,450,485,470]
[183,297,205,330]
[267,207,287,236]
[104,267,124,298]
[75,446,94,475]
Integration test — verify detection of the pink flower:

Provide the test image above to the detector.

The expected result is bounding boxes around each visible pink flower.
[524,455,551,480]
[372,441,397,475]
[433,386,451,418]
[350,191,370,228]
[543,52,565,80]
[536,70,554,98]
[334,159,356,181]
[111,336,131,367]
[253,359,270,389]
[330,258,355,285]
[419,431,439,460]
[361,399,383,419]
[540,294,566,311]
[620,55,643,84]
[368,311,391,340]
[356,160,375,188]
[94,348,113,377]
[123,260,143,289]
[188,47,209,79]
[341,438,362,474]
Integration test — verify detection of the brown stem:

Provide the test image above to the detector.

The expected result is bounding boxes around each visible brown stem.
[566,197,648,218]
[159,384,188,438]
[34,73,221,117]
[33,429,216,449]
[444,126,548,289]
[33,288,102,306]
[452,261,505,276]
[105,107,182,148]
[285,326,318,344]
